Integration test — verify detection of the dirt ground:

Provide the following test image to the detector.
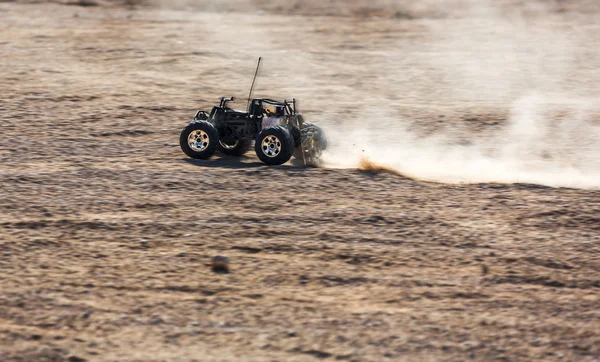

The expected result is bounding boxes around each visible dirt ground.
[1,1,599,361]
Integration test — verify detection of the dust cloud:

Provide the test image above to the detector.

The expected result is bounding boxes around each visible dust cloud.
[323,94,600,188]
[321,1,600,189]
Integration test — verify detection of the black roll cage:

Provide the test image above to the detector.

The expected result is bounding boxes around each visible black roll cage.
[258,98,297,116]
[194,97,298,121]
[219,96,297,115]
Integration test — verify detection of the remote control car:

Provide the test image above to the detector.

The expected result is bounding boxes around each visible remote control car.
[179,58,327,166]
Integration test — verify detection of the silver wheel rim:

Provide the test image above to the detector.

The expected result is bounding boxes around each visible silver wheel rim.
[219,140,239,150]
[261,135,281,158]
[188,130,210,152]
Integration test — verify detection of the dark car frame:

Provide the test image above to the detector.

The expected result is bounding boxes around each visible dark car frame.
[180,96,326,166]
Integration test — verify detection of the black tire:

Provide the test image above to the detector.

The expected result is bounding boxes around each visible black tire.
[179,121,219,159]
[218,139,252,157]
[304,123,328,151]
[292,123,327,166]
[255,126,294,166]
[291,127,302,148]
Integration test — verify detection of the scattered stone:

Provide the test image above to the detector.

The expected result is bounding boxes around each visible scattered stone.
[67,355,87,362]
[244,294,263,300]
[150,316,164,325]
[393,11,413,19]
[70,0,98,7]
[211,256,230,273]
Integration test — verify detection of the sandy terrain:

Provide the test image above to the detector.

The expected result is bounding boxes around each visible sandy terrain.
[1,1,599,361]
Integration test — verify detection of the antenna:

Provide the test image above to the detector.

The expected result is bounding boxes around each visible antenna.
[247,57,262,107]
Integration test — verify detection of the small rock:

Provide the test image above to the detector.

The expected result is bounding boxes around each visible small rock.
[211,256,230,273]
[150,317,164,325]
[68,356,87,362]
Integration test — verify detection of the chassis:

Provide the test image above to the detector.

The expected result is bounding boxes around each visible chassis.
[179,97,326,166]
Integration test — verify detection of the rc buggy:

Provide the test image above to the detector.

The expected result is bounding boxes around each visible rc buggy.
[179,58,327,166]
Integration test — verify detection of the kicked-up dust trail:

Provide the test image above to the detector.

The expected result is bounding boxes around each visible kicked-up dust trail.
[323,95,600,189]
[320,0,600,189]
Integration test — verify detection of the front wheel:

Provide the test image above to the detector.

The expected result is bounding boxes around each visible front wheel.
[255,126,294,165]
[179,121,219,159]
[292,123,327,167]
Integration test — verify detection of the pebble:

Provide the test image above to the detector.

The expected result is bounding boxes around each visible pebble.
[211,256,230,273]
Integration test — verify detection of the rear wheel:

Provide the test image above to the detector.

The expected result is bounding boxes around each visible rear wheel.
[179,121,219,159]
[255,126,294,165]
[218,139,252,157]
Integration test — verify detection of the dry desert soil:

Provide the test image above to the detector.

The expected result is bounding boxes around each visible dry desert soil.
[1,1,599,361]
